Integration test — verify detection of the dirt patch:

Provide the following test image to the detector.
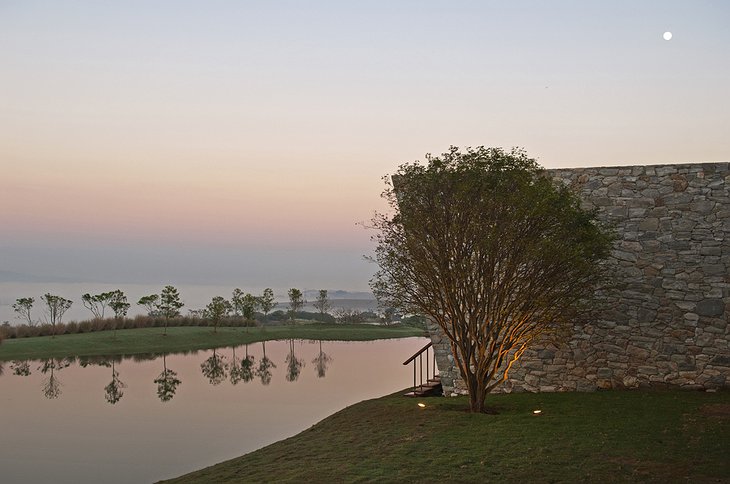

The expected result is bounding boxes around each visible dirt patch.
[699,403,730,419]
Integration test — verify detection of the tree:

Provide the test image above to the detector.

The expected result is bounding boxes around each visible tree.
[12,297,35,325]
[137,294,159,316]
[206,296,232,333]
[81,292,114,319]
[258,288,276,321]
[370,146,614,413]
[241,293,258,324]
[312,290,331,321]
[158,285,184,335]
[41,294,73,337]
[287,288,304,324]
[231,288,245,317]
[109,290,130,337]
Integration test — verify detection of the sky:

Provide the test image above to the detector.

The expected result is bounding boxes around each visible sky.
[1,0,729,293]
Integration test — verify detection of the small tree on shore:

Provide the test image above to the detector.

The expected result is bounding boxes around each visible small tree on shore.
[109,290,130,337]
[137,295,160,316]
[312,290,331,321]
[258,288,276,321]
[241,293,258,323]
[158,286,184,335]
[12,297,35,325]
[81,292,114,319]
[41,294,73,337]
[231,288,245,317]
[206,296,232,333]
[370,146,614,413]
[287,288,304,324]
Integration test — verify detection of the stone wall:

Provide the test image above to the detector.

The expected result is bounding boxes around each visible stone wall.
[430,162,730,395]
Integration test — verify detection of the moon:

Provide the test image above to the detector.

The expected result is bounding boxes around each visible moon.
[663,31,673,41]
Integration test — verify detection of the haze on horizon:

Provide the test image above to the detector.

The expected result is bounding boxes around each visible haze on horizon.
[1,0,728,290]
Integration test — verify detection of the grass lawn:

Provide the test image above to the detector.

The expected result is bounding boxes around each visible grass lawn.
[0,323,425,360]
[164,388,730,483]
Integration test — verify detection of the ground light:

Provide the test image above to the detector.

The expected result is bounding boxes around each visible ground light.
[418,403,426,408]
[533,409,542,415]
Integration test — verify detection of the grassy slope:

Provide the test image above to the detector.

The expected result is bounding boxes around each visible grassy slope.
[165,389,730,483]
[0,324,425,360]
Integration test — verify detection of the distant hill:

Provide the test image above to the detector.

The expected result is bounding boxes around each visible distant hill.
[302,289,374,300]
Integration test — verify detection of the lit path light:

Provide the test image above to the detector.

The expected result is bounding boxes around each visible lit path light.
[533,409,542,415]
[663,31,673,41]
[418,403,426,408]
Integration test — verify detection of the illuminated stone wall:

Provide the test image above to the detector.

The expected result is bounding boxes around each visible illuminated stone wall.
[431,162,730,394]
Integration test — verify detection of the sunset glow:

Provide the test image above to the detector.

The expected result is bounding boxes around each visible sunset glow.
[1,1,728,290]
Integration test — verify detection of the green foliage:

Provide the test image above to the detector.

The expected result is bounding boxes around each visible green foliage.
[287,288,304,323]
[371,146,615,412]
[241,293,258,322]
[231,288,245,317]
[159,285,184,335]
[12,297,35,325]
[108,290,131,319]
[312,290,331,317]
[81,292,115,319]
[206,296,232,333]
[41,293,73,335]
[137,294,160,316]
[258,288,276,318]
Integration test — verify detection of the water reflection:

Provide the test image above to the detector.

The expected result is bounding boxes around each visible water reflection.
[154,354,182,402]
[285,339,304,382]
[256,341,276,385]
[12,360,31,376]
[0,338,430,484]
[3,340,394,400]
[104,361,126,404]
[229,346,255,385]
[312,340,333,378]
[200,349,227,385]
[39,358,71,399]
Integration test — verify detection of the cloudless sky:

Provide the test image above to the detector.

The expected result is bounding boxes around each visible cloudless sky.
[1,0,728,291]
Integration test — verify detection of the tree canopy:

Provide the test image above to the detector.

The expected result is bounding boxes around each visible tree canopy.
[370,146,614,412]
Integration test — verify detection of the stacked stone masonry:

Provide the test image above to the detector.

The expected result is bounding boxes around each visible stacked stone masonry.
[430,162,730,395]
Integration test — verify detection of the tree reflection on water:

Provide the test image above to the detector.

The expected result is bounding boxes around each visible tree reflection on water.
[104,360,126,404]
[229,346,256,385]
[38,358,71,399]
[312,340,333,378]
[200,349,228,385]
[154,354,181,402]
[256,341,276,385]
[285,339,304,382]
[1,339,352,402]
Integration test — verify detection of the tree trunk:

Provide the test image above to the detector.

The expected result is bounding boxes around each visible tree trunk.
[466,374,488,413]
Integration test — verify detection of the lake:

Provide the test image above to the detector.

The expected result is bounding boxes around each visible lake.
[0,337,430,483]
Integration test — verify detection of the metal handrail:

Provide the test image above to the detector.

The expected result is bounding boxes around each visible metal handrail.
[403,341,432,365]
[403,341,438,395]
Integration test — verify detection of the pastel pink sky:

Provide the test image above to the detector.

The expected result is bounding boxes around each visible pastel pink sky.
[1,1,728,290]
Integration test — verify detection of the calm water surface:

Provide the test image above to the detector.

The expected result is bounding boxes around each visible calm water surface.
[0,337,429,483]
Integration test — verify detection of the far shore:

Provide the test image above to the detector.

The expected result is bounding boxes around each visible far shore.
[0,323,427,361]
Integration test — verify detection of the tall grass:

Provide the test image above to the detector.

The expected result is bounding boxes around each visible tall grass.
[0,315,257,340]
